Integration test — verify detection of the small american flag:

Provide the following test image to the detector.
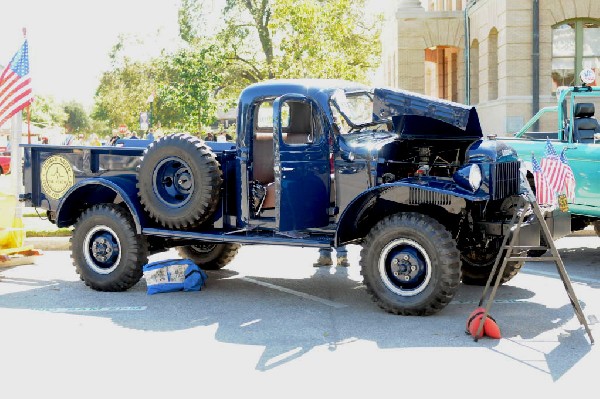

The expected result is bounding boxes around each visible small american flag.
[560,147,576,201]
[540,138,566,195]
[532,154,554,205]
[0,39,33,128]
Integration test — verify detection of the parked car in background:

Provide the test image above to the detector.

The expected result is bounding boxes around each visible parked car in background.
[0,154,10,175]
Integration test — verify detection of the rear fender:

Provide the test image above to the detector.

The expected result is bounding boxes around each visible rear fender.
[336,182,482,246]
[56,176,144,232]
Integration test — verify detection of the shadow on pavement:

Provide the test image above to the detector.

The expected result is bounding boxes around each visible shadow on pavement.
[0,262,593,377]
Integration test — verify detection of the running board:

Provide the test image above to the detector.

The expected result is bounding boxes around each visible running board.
[142,227,333,248]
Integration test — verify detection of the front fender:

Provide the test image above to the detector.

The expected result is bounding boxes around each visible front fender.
[336,180,488,246]
[55,176,145,233]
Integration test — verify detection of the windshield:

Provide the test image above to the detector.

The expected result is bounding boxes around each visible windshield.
[330,89,373,128]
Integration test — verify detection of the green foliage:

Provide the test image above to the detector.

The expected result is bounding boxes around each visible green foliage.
[92,0,382,133]
[30,95,67,128]
[89,119,112,137]
[93,59,158,131]
[63,101,90,133]
[178,0,203,44]
[182,0,383,98]
[272,0,382,82]
[155,45,223,131]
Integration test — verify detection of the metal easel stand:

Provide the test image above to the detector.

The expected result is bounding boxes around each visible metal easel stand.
[474,194,594,344]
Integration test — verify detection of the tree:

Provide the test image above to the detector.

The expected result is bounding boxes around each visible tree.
[93,59,158,132]
[179,0,383,98]
[30,94,67,128]
[155,45,223,132]
[272,0,382,81]
[63,101,90,134]
[94,28,223,133]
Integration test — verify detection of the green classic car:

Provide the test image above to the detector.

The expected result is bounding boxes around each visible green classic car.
[499,70,600,235]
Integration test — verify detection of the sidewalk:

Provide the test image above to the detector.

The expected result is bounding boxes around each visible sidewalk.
[25,236,70,251]
[22,207,71,251]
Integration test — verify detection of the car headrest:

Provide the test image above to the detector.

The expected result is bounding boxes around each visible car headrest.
[575,102,595,118]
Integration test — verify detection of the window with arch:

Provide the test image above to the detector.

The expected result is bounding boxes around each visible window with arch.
[552,19,600,90]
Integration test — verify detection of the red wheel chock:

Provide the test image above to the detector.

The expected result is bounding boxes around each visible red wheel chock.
[466,307,502,339]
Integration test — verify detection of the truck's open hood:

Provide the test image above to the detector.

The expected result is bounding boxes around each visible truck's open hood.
[373,87,483,140]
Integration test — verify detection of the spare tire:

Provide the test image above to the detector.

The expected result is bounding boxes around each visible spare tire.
[137,133,222,229]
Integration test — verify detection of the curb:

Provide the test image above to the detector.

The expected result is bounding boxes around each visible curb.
[25,236,70,251]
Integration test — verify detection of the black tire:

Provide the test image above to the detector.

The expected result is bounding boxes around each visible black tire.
[176,242,241,270]
[527,234,547,257]
[460,248,523,286]
[360,213,461,316]
[594,220,600,237]
[71,204,148,291]
[137,133,222,229]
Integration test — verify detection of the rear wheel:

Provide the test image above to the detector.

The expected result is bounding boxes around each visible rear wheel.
[71,204,148,291]
[460,248,523,286]
[176,242,241,270]
[527,234,548,257]
[360,213,461,316]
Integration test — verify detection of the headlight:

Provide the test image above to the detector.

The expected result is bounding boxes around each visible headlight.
[453,164,482,192]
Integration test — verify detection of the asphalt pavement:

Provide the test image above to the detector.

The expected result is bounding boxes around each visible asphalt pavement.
[0,238,598,398]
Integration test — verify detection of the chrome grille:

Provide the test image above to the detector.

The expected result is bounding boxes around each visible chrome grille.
[491,161,520,200]
[409,187,452,205]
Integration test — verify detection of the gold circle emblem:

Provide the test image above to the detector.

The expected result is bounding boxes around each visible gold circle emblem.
[41,155,75,199]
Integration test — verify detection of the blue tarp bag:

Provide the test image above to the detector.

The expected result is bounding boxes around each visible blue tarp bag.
[143,258,208,295]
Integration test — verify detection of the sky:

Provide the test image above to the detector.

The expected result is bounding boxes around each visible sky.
[0,0,392,108]
[0,0,183,107]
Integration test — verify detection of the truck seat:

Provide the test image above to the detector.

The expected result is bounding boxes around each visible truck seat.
[573,103,600,143]
[252,132,308,210]
[252,102,313,211]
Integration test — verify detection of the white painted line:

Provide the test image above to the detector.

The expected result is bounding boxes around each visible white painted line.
[238,276,348,309]
[451,299,528,305]
[522,269,600,285]
[34,306,147,312]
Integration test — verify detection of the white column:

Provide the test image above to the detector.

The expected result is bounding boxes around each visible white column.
[9,112,23,217]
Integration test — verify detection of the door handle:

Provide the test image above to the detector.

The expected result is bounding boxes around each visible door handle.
[281,167,294,171]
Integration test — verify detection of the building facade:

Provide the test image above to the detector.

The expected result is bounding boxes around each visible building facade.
[382,0,600,135]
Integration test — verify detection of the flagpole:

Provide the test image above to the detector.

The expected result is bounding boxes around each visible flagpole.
[26,106,31,144]
[23,27,31,145]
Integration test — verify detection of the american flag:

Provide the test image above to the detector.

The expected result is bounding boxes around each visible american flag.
[540,138,566,195]
[532,154,554,205]
[560,147,576,201]
[0,39,33,128]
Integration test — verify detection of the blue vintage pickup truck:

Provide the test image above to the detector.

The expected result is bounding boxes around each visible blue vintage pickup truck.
[499,73,600,236]
[21,79,558,315]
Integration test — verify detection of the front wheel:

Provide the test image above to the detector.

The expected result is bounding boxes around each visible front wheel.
[360,213,461,316]
[71,204,148,291]
[176,242,241,270]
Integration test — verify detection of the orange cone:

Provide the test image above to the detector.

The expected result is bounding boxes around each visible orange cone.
[466,307,501,339]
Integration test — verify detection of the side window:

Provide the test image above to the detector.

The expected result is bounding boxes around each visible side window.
[256,101,289,131]
[552,19,600,91]
[281,100,324,145]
